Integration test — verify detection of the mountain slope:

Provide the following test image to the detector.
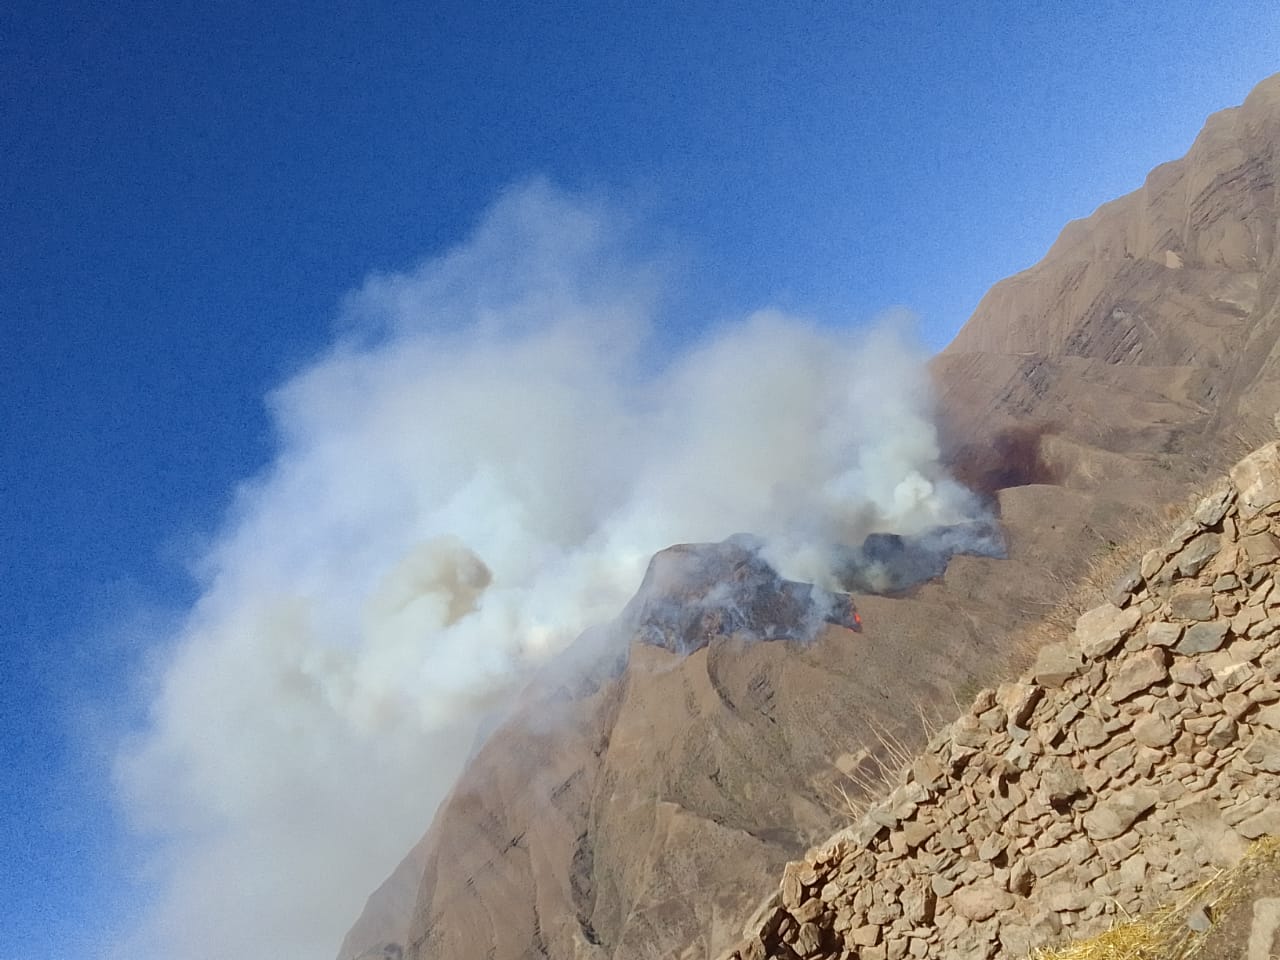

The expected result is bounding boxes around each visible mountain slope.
[939,73,1280,474]
[724,441,1280,960]
[340,72,1280,960]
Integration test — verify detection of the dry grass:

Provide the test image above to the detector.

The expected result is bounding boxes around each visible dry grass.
[821,484,1182,823]
[821,431,1278,827]
[1006,484,1210,676]
[1008,423,1277,664]
[1030,835,1280,960]
[997,416,1276,656]
[821,705,946,822]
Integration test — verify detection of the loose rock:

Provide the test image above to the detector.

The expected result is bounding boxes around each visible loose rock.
[1110,648,1170,700]
[1083,787,1158,840]
[1177,621,1231,655]
[952,884,1014,922]
[1231,442,1280,518]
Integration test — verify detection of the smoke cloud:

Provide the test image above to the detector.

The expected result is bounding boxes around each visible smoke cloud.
[112,181,987,960]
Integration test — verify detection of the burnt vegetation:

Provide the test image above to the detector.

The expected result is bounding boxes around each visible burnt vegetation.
[944,422,1061,500]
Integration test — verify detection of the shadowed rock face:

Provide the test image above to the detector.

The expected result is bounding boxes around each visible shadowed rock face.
[341,73,1280,960]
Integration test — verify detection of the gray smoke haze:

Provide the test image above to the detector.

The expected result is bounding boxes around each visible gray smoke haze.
[111,181,988,960]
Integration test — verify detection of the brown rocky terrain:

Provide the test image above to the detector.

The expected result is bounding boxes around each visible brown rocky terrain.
[722,443,1280,959]
[340,72,1280,960]
[939,73,1280,476]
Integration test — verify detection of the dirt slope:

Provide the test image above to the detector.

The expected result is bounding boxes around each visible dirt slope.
[340,72,1280,960]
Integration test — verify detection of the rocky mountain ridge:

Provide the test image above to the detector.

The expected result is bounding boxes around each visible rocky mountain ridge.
[937,72,1280,480]
[340,72,1280,960]
[720,441,1280,960]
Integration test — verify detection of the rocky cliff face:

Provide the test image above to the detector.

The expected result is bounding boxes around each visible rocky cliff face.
[722,442,1280,960]
[939,73,1280,482]
[340,73,1280,960]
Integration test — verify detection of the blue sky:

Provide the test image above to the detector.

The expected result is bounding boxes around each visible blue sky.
[2,1,1278,956]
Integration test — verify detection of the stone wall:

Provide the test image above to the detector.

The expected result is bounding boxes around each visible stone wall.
[722,442,1280,960]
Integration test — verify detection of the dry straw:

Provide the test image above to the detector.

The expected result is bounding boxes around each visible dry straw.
[1030,835,1280,960]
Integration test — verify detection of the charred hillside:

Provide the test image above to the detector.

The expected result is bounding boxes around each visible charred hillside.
[340,73,1280,960]
[618,537,863,656]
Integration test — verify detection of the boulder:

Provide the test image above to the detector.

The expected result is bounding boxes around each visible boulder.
[998,923,1034,958]
[901,819,939,850]
[1230,442,1280,518]
[1144,622,1183,648]
[1254,703,1280,731]
[794,921,823,957]
[1132,715,1178,748]
[1242,531,1280,566]
[849,924,882,947]
[1171,533,1221,578]
[977,832,1007,862]
[1176,621,1230,655]
[1009,860,1034,896]
[1170,659,1211,685]
[781,862,806,909]
[1038,760,1085,806]
[1045,884,1091,912]
[1073,715,1108,748]
[793,898,825,924]
[1193,480,1235,526]
[1233,605,1266,635]
[1034,643,1084,687]
[911,755,946,791]
[901,883,936,925]
[1243,732,1280,773]
[1101,744,1136,777]
[1177,798,1249,868]
[1141,549,1165,580]
[950,715,988,749]
[1235,807,1280,839]
[996,682,1043,728]
[1109,648,1170,700]
[1214,662,1251,691]
[1169,586,1216,621]
[1025,846,1070,878]
[1224,691,1252,718]
[1083,787,1158,840]
[951,884,1013,922]
[1110,568,1144,606]
[1074,604,1142,658]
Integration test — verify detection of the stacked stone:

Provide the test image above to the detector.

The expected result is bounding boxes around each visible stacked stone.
[721,442,1280,960]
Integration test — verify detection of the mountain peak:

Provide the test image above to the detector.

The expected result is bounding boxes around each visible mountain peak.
[342,74,1280,960]
[946,69,1279,366]
[1243,69,1280,109]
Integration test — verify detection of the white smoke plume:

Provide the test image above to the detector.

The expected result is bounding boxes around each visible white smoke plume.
[111,180,984,960]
